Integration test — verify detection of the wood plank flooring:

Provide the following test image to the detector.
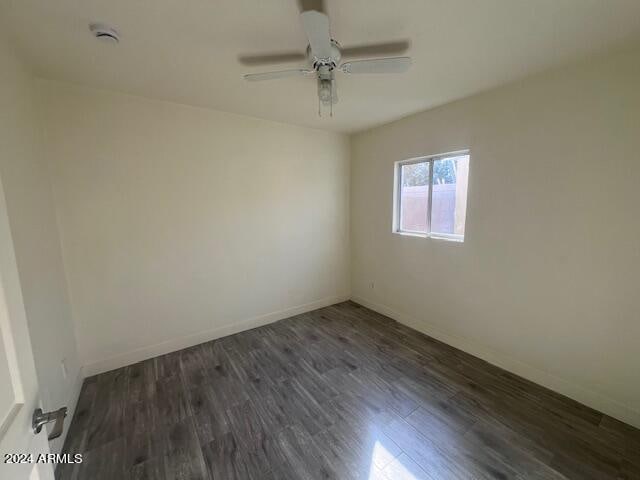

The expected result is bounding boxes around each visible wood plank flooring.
[56,301,640,480]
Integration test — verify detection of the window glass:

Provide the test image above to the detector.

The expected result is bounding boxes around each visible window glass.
[399,161,429,233]
[431,155,469,236]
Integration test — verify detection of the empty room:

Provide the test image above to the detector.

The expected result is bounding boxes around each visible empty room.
[1,0,639,479]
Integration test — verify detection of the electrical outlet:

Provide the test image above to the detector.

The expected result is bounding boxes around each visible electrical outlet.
[369,281,375,290]
[60,358,68,380]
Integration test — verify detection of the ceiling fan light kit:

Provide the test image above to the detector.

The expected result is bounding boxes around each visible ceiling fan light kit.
[241,6,412,117]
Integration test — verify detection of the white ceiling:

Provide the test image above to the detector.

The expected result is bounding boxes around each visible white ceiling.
[2,0,640,133]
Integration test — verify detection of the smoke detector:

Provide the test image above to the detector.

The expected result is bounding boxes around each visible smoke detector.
[89,23,120,44]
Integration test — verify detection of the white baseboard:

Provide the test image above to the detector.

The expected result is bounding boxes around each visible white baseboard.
[82,294,350,377]
[351,295,640,429]
[51,366,85,458]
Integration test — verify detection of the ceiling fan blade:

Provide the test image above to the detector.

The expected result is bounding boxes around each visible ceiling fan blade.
[238,52,307,66]
[340,57,412,74]
[340,40,410,59]
[243,69,313,82]
[300,10,332,60]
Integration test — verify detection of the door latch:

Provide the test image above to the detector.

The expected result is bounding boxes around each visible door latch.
[33,407,68,440]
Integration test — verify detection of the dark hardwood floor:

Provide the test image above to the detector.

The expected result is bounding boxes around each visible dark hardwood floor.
[56,301,640,480]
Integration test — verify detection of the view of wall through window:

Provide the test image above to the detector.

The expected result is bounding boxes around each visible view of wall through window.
[395,152,470,240]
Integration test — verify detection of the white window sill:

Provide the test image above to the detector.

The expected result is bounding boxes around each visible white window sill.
[393,230,464,243]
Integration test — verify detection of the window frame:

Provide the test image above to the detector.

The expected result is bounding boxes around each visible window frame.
[393,149,469,242]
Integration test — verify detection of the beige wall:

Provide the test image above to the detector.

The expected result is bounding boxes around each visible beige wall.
[351,48,640,427]
[0,37,81,452]
[39,81,350,374]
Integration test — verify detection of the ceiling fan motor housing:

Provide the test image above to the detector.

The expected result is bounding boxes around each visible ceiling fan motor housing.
[307,40,341,70]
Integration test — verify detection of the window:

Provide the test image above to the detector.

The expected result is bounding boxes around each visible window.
[394,151,470,241]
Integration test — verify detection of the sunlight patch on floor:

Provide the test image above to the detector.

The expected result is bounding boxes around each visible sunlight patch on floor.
[368,440,431,480]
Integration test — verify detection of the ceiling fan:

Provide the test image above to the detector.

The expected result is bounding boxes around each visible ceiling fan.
[240,1,412,116]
